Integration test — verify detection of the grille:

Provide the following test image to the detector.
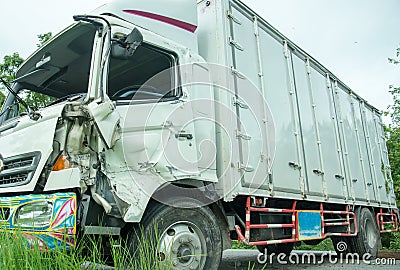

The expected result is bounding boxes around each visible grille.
[4,159,33,170]
[0,173,30,186]
[0,152,41,187]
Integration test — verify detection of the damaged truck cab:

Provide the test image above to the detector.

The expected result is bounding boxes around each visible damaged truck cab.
[0,0,211,248]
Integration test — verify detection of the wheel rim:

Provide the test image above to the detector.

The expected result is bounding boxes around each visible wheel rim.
[365,218,378,249]
[157,221,206,269]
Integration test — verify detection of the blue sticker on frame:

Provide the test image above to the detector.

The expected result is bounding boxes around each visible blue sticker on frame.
[297,211,322,240]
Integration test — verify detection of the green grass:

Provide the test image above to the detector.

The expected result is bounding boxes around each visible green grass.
[1,231,399,269]
[0,228,174,270]
[294,238,334,251]
[231,240,257,250]
[382,231,400,250]
[232,238,335,251]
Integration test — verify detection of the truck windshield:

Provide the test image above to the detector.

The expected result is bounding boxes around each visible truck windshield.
[2,22,97,120]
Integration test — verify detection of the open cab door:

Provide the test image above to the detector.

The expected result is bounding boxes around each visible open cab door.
[79,15,143,149]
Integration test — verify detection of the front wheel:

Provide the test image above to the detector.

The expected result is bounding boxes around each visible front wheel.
[128,200,223,270]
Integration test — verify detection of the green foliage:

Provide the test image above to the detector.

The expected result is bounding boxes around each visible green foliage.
[0,33,55,110]
[0,92,5,108]
[231,240,257,250]
[37,32,52,48]
[385,126,400,206]
[0,53,24,109]
[388,47,400,65]
[382,232,400,250]
[387,46,400,126]
[0,53,24,83]
[386,46,400,207]
[0,228,174,270]
[293,239,334,251]
[25,32,55,110]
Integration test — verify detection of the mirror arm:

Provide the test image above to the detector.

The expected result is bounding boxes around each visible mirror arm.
[73,15,111,37]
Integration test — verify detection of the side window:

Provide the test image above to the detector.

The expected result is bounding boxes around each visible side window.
[108,44,177,102]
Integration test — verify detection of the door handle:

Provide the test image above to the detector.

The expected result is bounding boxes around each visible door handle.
[175,133,193,140]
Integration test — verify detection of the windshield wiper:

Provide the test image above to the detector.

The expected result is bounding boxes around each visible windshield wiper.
[0,78,41,121]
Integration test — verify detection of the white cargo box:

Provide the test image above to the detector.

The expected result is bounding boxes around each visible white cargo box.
[196,0,395,208]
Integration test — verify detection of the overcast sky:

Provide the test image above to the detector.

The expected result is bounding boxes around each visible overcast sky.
[0,0,399,114]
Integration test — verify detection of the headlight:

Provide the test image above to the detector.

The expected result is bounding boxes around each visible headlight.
[14,201,53,228]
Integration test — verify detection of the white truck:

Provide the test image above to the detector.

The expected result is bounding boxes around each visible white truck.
[0,0,398,268]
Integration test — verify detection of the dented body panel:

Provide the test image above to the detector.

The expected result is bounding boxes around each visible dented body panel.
[0,105,65,193]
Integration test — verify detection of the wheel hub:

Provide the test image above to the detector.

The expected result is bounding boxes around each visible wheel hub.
[177,245,192,263]
[158,222,206,269]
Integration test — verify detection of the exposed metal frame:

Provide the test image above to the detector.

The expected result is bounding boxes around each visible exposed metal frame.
[377,208,399,233]
[235,196,359,246]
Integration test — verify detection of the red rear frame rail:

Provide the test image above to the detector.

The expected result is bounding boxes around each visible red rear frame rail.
[376,208,399,233]
[235,197,358,246]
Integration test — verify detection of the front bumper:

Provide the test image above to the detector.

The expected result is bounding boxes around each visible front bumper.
[0,192,76,250]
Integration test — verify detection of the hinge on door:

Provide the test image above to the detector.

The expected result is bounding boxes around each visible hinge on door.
[253,16,259,36]
[313,169,324,176]
[233,97,249,109]
[325,73,333,90]
[231,66,246,79]
[238,163,254,173]
[300,176,306,198]
[283,40,290,59]
[306,58,312,75]
[334,80,340,94]
[227,10,242,25]
[288,161,302,170]
[335,174,345,180]
[322,182,329,201]
[236,130,251,140]
[229,37,244,51]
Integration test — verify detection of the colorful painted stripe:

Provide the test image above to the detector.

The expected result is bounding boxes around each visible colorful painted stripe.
[0,192,76,250]
[122,10,197,33]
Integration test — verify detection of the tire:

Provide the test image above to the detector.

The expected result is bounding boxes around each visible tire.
[128,199,223,270]
[256,242,294,255]
[350,208,380,258]
[331,236,352,254]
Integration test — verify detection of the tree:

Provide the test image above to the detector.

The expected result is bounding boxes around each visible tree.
[387,47,400,126]
[386,46,400,207]
[36,32,52,48]
[0,33,53,110]
[0,53,24,82]
[383,46,400,249]
[0,53,24,107]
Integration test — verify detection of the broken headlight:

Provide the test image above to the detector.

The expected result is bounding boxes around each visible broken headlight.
[14,201,53,228]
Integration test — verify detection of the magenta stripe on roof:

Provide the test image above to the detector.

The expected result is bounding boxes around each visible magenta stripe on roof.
[123,10,197,33]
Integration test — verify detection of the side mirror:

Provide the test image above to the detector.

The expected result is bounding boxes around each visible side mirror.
[111,28,143,60]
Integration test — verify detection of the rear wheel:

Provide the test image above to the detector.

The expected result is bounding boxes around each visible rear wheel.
[350,208,380,258]
[331,236,352,254]
[128,199,223,270]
